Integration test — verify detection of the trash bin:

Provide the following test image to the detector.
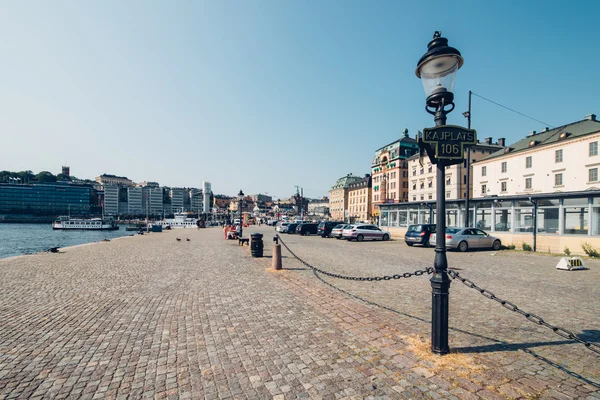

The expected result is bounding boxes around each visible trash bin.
[250,233,264,258]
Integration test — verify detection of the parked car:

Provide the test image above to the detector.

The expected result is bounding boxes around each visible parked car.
[317,221,345,238]
[404,224,436,247]
[296,223,319,236]
[431,227,501,252]
[330,224,349,239]
[341,224,391,242]
[275,222,290,233]
[286,222,300,234]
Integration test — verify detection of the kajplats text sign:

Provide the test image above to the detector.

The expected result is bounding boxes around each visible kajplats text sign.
[422,125,477,160]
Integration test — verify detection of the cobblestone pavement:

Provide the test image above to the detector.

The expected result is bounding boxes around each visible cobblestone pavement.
[0,226,598,399]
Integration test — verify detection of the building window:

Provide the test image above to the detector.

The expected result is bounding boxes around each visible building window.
[555,149,563,163]
[446,177,451,185]
[501,162,507,173]
[428,193,432,199]
[555,173,563,186]
[420,182,424,189]
[446,192,450,198]
[481,184,486,195]
[420,168,424,175]
[412,170,416,176]
[590,168,598,182]
[501,181,507,192]
[482,166,486,176]
[428,181,432,188]
[525,177,532,189]
[412,196,416,201]
[525,156,532,168]
[428,165,432,173]
[412,184,416,190]
[590,142,598,156]
[420,195,424,200]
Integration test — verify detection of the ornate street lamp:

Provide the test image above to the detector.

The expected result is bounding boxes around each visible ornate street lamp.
[416,31,464,355]
[238,189,244,237]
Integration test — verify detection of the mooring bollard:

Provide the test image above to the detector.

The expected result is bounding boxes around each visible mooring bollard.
[272,235,282,270]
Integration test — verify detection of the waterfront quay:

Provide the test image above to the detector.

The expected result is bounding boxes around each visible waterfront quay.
[0,227,598,399]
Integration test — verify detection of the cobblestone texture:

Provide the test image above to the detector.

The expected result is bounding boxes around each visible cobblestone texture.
[0,226,598,399]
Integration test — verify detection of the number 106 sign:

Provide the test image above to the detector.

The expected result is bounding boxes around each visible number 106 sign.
[421,125,477,160]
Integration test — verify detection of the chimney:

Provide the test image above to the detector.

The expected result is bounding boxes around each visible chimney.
[364,174,370,178]
[498,138,505,147]
[485,137,492,144]
[527,130,537,137]
[543,127,550,132]
[585,114,597,121]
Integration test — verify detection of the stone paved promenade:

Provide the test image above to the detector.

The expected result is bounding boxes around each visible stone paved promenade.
[0,226,598,399]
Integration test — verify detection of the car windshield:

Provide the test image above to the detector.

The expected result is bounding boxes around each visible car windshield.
[333,224,344,229]
[407,225,422,232]
[446,227,461,234]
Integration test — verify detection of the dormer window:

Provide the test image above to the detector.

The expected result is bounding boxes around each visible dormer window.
[529,140,538,147]
[558,132,570,140]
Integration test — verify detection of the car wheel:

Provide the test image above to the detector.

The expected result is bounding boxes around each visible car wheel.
[492,240,501,250]
[382,234,390,241]
[406,242,413,247]
[458,241,469,252]
[356,234,364,242]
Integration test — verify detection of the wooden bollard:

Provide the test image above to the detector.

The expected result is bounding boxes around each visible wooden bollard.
[272,244,282,270]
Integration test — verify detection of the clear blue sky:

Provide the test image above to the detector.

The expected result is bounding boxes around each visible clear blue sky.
[2,1,598,199]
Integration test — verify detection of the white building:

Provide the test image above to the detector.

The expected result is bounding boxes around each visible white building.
[170,188,185,212]
[127,186,143,215]
[142,187,163,217]
[473,115,600,197]
[103,185,119,216]
[407,139,504,202]
[202,182,212,213]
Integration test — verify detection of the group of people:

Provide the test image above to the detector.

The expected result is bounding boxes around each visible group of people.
[223,224,241,240]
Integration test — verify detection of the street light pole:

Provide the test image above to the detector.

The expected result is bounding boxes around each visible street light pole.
[416,31,464,355]
[238,189,244,238]
[464,90,472,227]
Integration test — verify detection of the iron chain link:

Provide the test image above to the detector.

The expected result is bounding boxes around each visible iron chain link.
[277,234,433,282]
[448,269,600,355]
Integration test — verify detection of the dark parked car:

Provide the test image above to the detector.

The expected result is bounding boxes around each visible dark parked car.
[286,223,300,234]
[404,224,436,247]
[317,221,345,237]
[297,223,319,236]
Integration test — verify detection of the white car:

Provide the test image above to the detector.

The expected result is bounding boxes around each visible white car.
[341,224,391,242]
[275,222,290,233]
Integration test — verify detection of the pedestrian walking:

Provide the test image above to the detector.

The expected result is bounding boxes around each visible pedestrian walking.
[223,224,228,240]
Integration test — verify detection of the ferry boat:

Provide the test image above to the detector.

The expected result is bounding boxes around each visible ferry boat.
[154,211,199,228]
[52,216,119,230]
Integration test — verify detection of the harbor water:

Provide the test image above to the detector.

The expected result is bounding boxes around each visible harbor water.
[0,223,136,259]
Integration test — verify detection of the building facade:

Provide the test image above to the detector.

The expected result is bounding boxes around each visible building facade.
[371,130,419,217]
[0,182,92,216]
[473,115,600,197]
[407,138,504,202]
[142,187,164,217]
[127,186,143,215]
[347,175,372,222]
[103,185,119,215]
[96,174,133,186]
[170,188,185,212]
[307,198,330,219]
[329,174,364,221]
[250,194,273,204]
[202,182,212,213]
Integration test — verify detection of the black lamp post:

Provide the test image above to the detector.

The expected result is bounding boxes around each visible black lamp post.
[421,202,433,224]
[416,31,464,355]
[238,189,244,237]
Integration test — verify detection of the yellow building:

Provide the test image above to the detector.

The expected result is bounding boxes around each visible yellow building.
[347,175,372,222]
[329,174,363,221]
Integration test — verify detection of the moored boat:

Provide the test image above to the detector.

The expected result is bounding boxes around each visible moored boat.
[154,210,198,228]
[52,216,119,230]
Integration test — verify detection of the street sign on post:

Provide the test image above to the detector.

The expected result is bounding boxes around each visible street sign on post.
[421,125,477,160]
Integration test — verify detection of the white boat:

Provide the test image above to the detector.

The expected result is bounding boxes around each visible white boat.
[154,211,199,229]
[52,216,119,230]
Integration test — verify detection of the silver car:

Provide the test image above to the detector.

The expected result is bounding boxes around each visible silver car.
[330,224,350,239]
[434,227,501,252]
[341,224,391,242]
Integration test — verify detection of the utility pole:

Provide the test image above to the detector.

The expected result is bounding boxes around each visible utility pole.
[463,90,472,227]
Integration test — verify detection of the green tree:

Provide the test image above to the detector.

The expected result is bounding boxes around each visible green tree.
[35,171,57,183]
[17,170,35,183]
[56,173,72,181]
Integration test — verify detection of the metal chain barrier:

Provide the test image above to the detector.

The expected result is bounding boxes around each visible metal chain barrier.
[448,269,600,355]
[277,234,433,281]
